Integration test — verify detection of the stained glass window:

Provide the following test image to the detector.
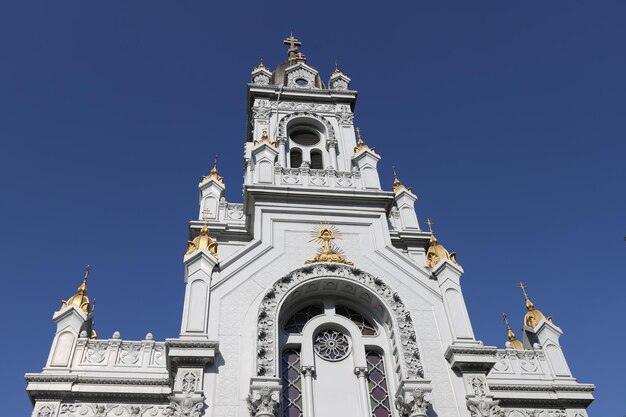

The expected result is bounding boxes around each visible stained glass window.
[366,350,392,417]
[281,348,303,417]
[336,305,377,335]
[283,305,324,333]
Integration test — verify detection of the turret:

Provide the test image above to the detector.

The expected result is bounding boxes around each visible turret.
[519,283,573,378]
[46,266,95,369]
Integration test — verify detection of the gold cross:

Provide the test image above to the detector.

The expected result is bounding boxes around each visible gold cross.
[201,209,210,224]
[502,312,510,326]
[283,32,301,55]
[518,282,529,298]
[425,218,434,233]
[355,127,362,140]
[84,264,91,281]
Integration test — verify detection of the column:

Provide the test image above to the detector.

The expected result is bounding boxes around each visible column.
[301,366,315,417]
[354,366,371,417]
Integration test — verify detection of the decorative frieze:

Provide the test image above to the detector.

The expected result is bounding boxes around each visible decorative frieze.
[396,388,432,417]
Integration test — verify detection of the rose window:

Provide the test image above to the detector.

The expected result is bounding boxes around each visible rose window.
[313,329,350,361]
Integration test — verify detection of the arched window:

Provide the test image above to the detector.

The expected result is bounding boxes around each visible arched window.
[290,149,303,168]
[280,300,394,417]
[310,150,323,170]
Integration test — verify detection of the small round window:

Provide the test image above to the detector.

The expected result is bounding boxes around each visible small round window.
[290,129,320,146]
[295,78,308,87]
[314,329,351,361]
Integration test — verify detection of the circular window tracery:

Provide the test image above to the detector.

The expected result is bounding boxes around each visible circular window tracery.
[313,329,350,361]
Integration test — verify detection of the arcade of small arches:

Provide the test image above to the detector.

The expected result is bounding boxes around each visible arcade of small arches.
[277,113,337,170]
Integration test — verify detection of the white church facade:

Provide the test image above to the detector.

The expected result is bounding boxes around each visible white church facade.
[26,36,594,417]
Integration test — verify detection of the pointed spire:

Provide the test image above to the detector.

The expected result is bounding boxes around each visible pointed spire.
[503,313,524,349]
[201,155,224,184]
[354,127,376,154]
[518,282,546,328]
[60,265,92,315]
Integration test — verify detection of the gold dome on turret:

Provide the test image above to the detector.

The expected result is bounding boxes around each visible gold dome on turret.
[60,266,92,315]
[201,157,224,184]
[186,219,218,258]
[518,282,546,328]
[503,313,524,350]
[425,219,458,268]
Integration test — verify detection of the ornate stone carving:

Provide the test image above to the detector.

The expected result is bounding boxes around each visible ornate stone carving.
[84,341,108,364]
[60,403,168,416]
[285,67,316,89]
[277,112,335,142]
[336,172,355,188]
[252,73,271,85]
[395,388,431,417]
[151,344,165,366]
[118,342,142,365]
[336,110,354,124]
[467,399,502,417]
[165,397,205,417]
[181,371,199,395]
[226,203,244,220]
[308,170,327,186]
[247,386,279,417]
[36,404,56,417]
[492,351,509,372]
[517,351,539,373]
[255,264,423,378]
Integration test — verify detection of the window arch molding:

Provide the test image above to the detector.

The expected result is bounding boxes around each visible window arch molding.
[277,112,336,143]
[255,264,424,380]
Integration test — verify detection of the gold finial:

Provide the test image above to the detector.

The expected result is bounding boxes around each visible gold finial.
[391,166,409,193]
[425,218,434,233]
[283,32,304,61]
[518,282,545,328]
[354,127,376,154]
[253,57,268,72]
[253,129,276,147]
[425,221,458,268]
[60,265,92,315]
[201,156,224,184]
[186,210,218,257]
[503,313,524,350]
[305,223,353,265]
[332,60,342,76]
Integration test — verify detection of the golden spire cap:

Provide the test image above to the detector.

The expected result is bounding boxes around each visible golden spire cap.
[186,210,218,257]
[60,265,92,315]
[503,313,524,350]
[201,156,224,184]
[354,127,376,154]
[391,166,410,193]
[331,61,344,77]
[425,219,459,268]
[518,282,546,328]
[254,57,269,71]
[305,223,353,265]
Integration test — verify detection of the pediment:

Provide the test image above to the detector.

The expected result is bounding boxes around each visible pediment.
[284,63,319,89]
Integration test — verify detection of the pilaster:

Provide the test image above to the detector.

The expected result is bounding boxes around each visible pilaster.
[352,149,381,190]
[45,305,89,370]
[180,250,218,338]
[432,259,477,344]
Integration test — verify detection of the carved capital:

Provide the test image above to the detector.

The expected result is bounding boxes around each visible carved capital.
[247,385,280,417]
[354,366,369,378]
[466,398,502,417]
[301,366,315,378]
[165,396,206,417]
[395,388,431,417]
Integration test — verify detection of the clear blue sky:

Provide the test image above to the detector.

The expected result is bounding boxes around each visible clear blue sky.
[1,1,624,415]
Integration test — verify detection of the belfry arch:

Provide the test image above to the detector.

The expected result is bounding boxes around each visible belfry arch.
[255,264,424,380]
